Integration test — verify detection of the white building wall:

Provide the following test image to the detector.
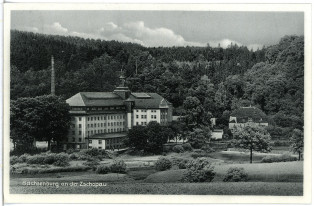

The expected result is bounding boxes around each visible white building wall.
[89,139,106,149]
[132,109,161,126]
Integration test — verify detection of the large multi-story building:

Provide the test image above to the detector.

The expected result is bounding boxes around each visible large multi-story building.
[64,74,173,150]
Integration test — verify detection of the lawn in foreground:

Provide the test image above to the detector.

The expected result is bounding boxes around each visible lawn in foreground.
[10,182,302,195]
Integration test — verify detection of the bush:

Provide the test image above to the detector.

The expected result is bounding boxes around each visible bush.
[10,156,23,165]
[52,153,70,167]
[26,154,46,164]
[155,157,172,171]
[172,145,185,153]
[261,154,297,163]
[19,166,90,174]
[183,157,215,182]
[69,153,78,160]
[83,159,100,171]
[19,154,30,162]
[96,164,111,174]
[110,160,127,173]
[191,152,213,159]
[182,143,193,151]
[171,158,188,169]
[223,167,248,182]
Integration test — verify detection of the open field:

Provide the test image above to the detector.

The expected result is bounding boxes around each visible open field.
[144,161,303,183]
[10,181,303,195]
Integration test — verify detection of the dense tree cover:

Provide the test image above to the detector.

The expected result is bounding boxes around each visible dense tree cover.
[126,122,170,154]
[11,31,303,139]
[232,125,272,163]
[10,95,71,152]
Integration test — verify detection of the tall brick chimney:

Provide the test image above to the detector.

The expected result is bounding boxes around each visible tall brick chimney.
[51,56,55,95]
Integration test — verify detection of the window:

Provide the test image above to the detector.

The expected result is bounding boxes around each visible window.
[79,131,82,135]
[98,123,100,127]
[101,123,103,127]
[72,138,75,142]
[136,122,139,125]
[98,117,100,120]
[79,138,82,142]
[91,131,93,135]
[79,117,81,121]
[99,140,102,144]
[136,110,139,112]
[151,115,154,119]
[88,131,90,135]
[79,124,82,128]
[91,117,93,121]
[114,122,116,126]
[94,123,96,127]
[91,124,93,128]
[136,115,139,118]
[87,117,90,121]
[72,131,75,135]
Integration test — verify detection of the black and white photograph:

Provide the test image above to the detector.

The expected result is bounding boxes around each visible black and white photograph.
[3,3,311,204]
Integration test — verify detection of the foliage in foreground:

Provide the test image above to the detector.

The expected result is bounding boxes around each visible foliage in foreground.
[96,160,127,174]
[223,167,248,182]
[11,152,70,167]
[183,157,215,182]
[155,157,172,171]
[261,154,298,163]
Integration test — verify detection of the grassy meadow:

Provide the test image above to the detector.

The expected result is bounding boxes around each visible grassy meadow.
[10,148,303,195]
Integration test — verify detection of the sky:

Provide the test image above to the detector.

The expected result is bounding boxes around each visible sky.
[11,10,304,50]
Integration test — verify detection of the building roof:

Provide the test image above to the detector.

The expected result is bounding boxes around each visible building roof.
[66,91,172,109]
[66,92,125,107]
[129,93,172,109]
[230,106,268,123]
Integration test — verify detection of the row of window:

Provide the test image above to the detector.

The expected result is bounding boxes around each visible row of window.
[87,115,125,121]
[87,122,125,128]
[86,106,125,111]
[87,128,126,135]
[135,109,157,113]
[135,115,157,119]
[136,122,148,126]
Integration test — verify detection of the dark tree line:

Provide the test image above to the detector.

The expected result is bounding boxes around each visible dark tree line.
[11,30,304,140]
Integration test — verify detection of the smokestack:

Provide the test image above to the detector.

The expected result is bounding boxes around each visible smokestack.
[51,56,55,95]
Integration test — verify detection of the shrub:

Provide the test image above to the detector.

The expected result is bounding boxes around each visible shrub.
[171,158,188,169]
[172,145,185,153]
[183,157,215,182]
[26,154,46,164]
[52,153,70,167]
[69,153,78,160]
[96,165,111,174]
[19,154,30,162]
[182,143,193,151]
[83,160,100,171]
[191,152,213,159]
[155,157,172,171]
[261,154,297,163]
[110,160,127,173]
[223,167,248,182]
[10,156,23,165]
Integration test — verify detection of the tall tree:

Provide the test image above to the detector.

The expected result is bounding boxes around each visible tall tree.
[10,95,71,151]
[289,129,304,160]
[232,125,272,163]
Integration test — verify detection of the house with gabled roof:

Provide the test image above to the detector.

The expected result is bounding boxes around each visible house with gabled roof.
[64,73,173,150]
[229,106,269,132]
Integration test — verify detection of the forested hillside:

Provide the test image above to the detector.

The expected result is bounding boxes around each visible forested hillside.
[10,30,304,139]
